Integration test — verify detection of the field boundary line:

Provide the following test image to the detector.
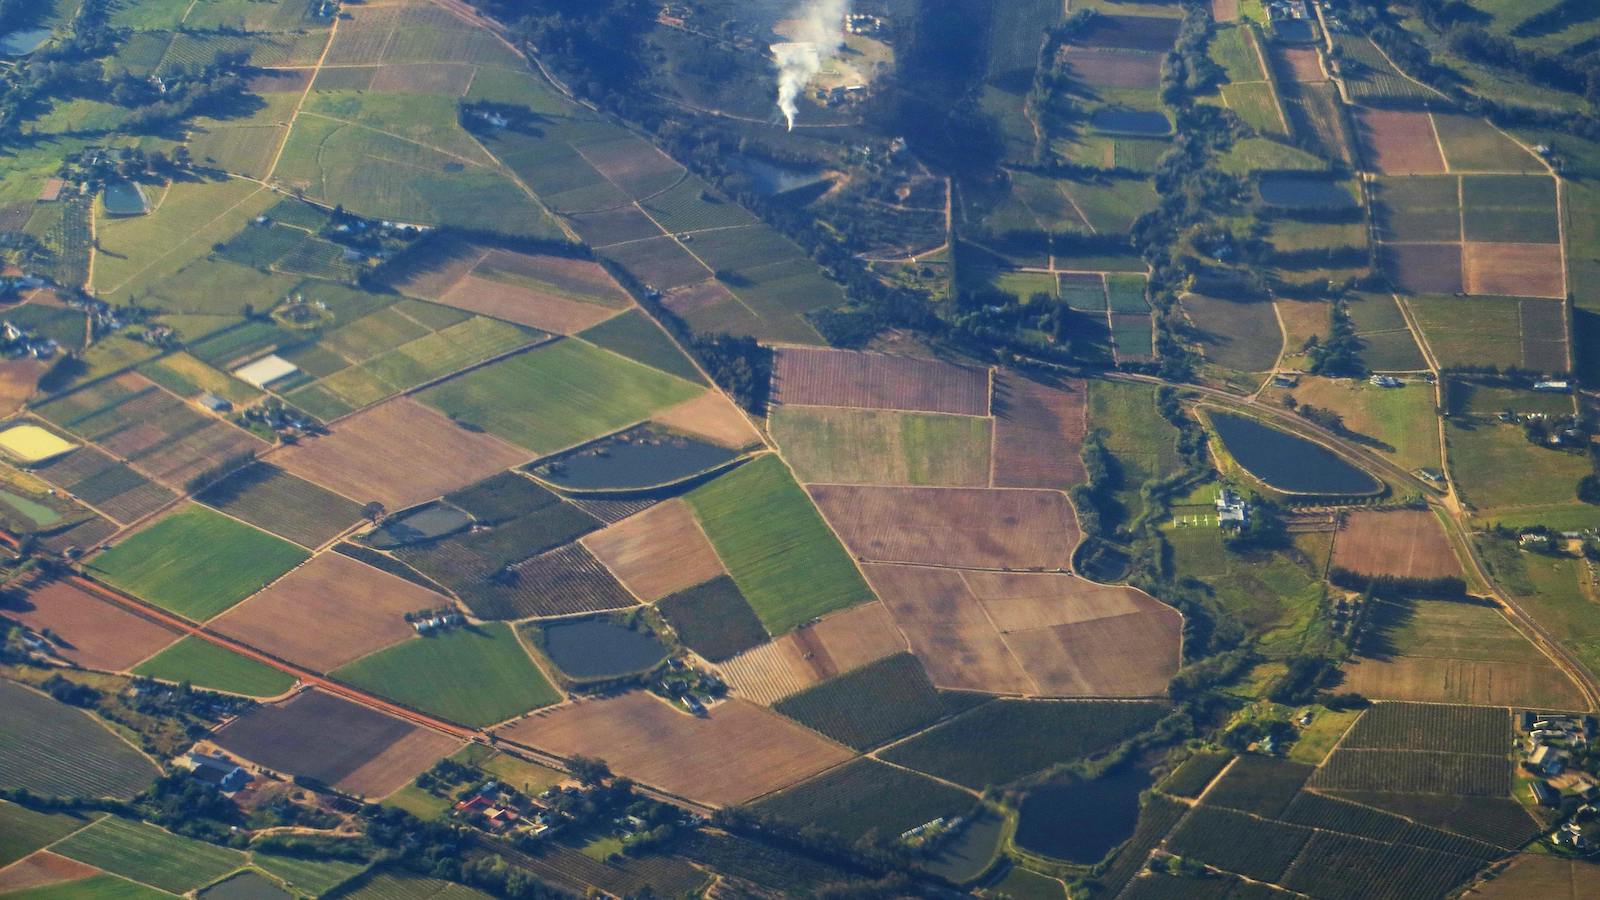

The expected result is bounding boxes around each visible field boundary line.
[293,111,492,169]
[956,568,1044,696]
[262,11,339,183]
[99,182,270,298]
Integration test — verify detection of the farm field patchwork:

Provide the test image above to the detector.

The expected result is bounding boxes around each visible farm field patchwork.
[333,623,560,728]
[1,579,178,672]
[0,802,96,869]
[214,689,462,798]
[579,499,725,603]
[85,505,308,621]
[811,485,1078,570]
[715,599,907,705]
[498,693,854,807]
[195,462,363,549]
[771,348,991,415]
[655,576,772,665]
[52,817,245,895]
[768,406,992,486]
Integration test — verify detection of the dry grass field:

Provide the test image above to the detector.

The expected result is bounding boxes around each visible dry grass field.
[772,348,991,415]
[1064,47,1164,88]
[661,281,735,317]
[651,391,760,449]
[990,375,1088,489]
[810,485,1078,569]
[2,579,177,671]
[769,406,992,486]
[1331,510,1461,580]
[580,499,725,602]
[438,274,619,333]
[1462,242,1565,298]
[499,693,852,806]
[717,601,906,704]
[273,397,530,510]
[211,553,447,673]
[214,689,461,799]
[1356,109,1445,174]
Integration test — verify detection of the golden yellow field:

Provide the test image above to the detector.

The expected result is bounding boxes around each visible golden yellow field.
[0,425,76,463]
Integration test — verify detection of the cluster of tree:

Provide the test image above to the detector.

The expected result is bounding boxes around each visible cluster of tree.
[1444,26,1600,107]
[1326,567,1468,599]
[1305,301,1363,378]
[473,0,653,104]
[1265,653,1338,704]
[685,333,769,413]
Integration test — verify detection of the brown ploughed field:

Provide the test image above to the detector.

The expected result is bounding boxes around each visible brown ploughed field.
[810,485,1078,570]
[651,390,760,449]
[0,852,100,894]
[772,348,991,416]
[1381,243,1463,294]
[1341,655,1586,709]
[1356,109,1445,174]
[1064,47,1164,89]
[499,693,852,806]
[0,358,46,417]
[718,601,906,704]
[273,397,531,510]
[1276,46,1325,81]
[990,374,1089,490]
[862,564,1035,695]
[438,274,619,334]
[1331,509,1461,580]
[1462,242,1565,298]
[581,499,725,602]
[4,578,178,671]
[211,552,447,673]
[661,281,735,317]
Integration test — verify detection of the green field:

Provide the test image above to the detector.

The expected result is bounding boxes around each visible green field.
[252,851,368,896]
[1217,137,1327,175]
[131,637,296,698]
[1478,535,1600,677]
[0,681,160,800]
[94,179,277,301]
[333,623,559,728]
[773,653,948,750]
[0,801,95,867]
[1404,296,1523,370]
[1221,81,1287,136]
[575,310,706,385]
[1163,523,1332,656]
[753,759,976,843]
[1445,420,1590,512]
[418,338,702,454]
[86,505,309,621]
[335,871,492,900]
[1278,378,1441,473]
[880,700,1167,789]
[769,406,991,486]
[1087,380,1182,532]
[53,816,246,895]
[686,456,874,634]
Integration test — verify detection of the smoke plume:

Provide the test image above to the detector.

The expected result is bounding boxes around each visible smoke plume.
[772,0,849,130]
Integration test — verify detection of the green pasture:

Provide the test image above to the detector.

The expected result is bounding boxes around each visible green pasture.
[1446,420,1590,512]
[53,817,246,895]
[577,310,705,385]
[132,637,296,698]
[2,874,173,899]
[0,801,95,867]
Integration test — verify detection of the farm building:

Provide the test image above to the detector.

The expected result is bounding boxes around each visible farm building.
[198,392,232,413]
[1531,744,1569,776]
[1531,779,1560,807]
[184,750,251,792]
[1216,488,1247,526]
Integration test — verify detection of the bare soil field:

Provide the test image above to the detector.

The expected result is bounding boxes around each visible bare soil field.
[1462,242,1565,298]
[990,375,1088,490]
[498,693,852,806]
[651,391,760,449]
[772,348,991,416]
[479,251,631,304]
[0,579,178,671]
[0,852,97,894]
[211,553,446,673]
[862,564,1035,694]
[1459,854,1599,900]
[581,499,725,602]
[1064,47,1164,89]
[1341,655,1586,709]
[214,689,461,799]
[717,601,905,704]
[440,273,619,333]
[273,397,531,510]
[660,280,736,317]
[1356,109,1445,174]
[1211,0,1238,21]
[0,358,46,417]
[369,62,475,94]
[1276,46,1325,82]
[1331,509,1461,580]
[810,485,1077,570]
[1077,14,1183,52]
[1382,243,1463,294]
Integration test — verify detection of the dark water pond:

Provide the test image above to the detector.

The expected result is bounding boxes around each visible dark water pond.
[1258,175,1356,210]
[541,617,668,679]
[1014,767,1153,864]
[102,180,148,216]
[366,502,471,549]
[918,807,1006,884]
[0,27,50,56]
[531,426,735,491]
[1210,411,1381,495]
[1091,108,1170,136]
[728,156,829,197]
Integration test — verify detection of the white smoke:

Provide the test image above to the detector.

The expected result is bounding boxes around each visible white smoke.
[772,0,849,130]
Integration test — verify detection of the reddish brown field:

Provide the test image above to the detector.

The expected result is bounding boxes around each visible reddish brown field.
[499,693,852,806]
[1331,509,1462,580]
[661,280,736,317]
[718,601,906,704]
[440,273,620,334]
[1382,243,1463,294]
[581,499,725,602]
[0,852,99,894]
[132,419,267,490]
[211,553,446,672]
[273,397,531,510]
[773,348,991,416]
[0,357,45,417]
[1463,242,1565,298]
[1356,109,1445,174]
[862,564,1034,695]
[991,374,1088,490]
[1064,47,1164,89]
[1276,46,1325,81]
[652,391,760,449]
[1211,0,1238,21]
[215,689,462,799]
[370,62,475,95]
[810,485,1078,570]
[478,251,631,305]
[1,579,178,671]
